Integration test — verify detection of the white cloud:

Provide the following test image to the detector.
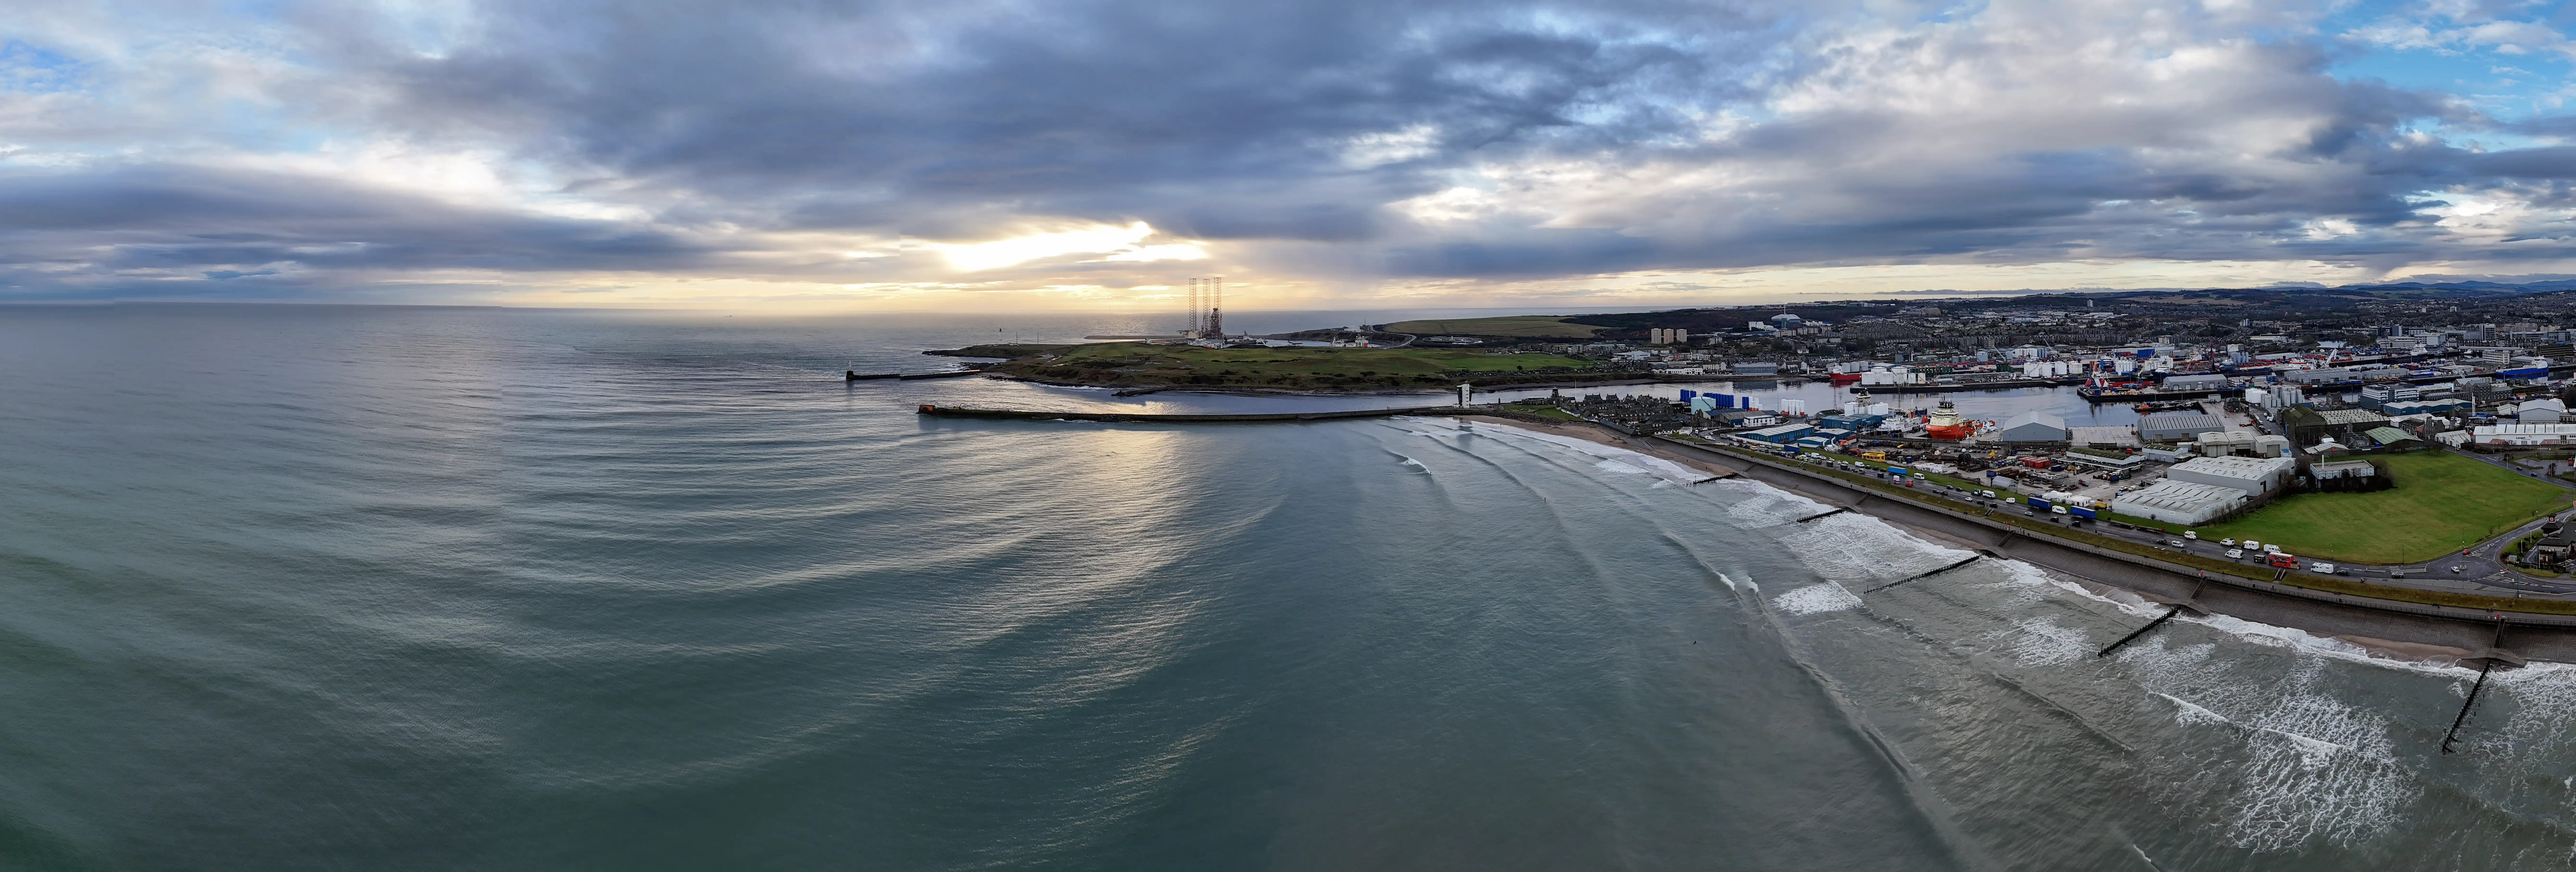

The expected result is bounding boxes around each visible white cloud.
[1340,124,1441,169]
[923,221,1204,271]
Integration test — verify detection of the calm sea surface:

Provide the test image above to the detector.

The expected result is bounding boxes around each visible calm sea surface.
[4,304,2576,870]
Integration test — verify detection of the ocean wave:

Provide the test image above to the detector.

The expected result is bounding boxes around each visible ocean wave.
[1414,418,1713,485]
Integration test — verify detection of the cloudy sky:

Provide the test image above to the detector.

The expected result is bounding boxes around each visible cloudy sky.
[5,0,2576,310]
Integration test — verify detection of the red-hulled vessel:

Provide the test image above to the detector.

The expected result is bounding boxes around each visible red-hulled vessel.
[1922,399,1975,440]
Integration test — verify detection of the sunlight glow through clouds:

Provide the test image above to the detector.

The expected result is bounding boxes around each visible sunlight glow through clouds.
[926,221,1206,271]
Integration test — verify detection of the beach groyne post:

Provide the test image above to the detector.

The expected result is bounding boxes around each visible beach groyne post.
[2097,605,2183,658]
[2442,659,2496,755]
[2442,621,2515,754]
[1866,555,1983,594]
[1793,507,1851,523]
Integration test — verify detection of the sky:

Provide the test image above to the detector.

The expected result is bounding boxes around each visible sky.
[5,0,2576,311]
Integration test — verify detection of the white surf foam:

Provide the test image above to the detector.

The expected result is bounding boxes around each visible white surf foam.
[1995,616,2092,667]
[1773,582,1862,615]
[2154,691,2232,727]
[1775,512,1972,585]
[2130,652,2417,851]
[1419,418,1713,485]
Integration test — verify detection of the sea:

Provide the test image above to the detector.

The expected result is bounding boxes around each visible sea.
[3,304,2575,870]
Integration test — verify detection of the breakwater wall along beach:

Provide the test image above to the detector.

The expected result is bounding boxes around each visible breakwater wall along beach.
[924,402,2576,666]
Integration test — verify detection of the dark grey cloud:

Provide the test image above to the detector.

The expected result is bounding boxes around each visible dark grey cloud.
[5,0,2576,301]
[379,0,1799,239]
[0,165,704,298]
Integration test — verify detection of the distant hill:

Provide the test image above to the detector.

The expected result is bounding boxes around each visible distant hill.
[1371,279,2576,342]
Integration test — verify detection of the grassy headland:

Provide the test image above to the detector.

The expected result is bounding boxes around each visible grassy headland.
[1379,316,1610,339]
[950,342,1599,390]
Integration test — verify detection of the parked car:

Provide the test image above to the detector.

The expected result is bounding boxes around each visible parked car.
[2220,538,2237,546]
[2164,539,2188,548]
[2311,562,2336,574]
[2184,531,2198,540]
[2243,540,2261,551]
[1981,490,1997,498]
[2225,549,2245,559]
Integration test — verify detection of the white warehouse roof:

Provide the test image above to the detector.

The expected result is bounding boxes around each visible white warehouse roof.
[2169,455,2295,478]
[2475,424,2576,436]
[2166,455,2296,494]
[2110,480,2248,525]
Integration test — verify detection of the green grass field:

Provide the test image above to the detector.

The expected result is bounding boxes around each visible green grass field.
[1503,401,1583,421]
[997,342,1595,388]
[2195,451,2573,564]
[1695,441,2576,615]
[1379,316,1609,339]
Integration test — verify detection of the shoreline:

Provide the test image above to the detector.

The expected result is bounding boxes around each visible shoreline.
[980,373,1682,397]
[1438,413,2559,668]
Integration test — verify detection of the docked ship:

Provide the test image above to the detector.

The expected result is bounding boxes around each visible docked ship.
[1921,399,1975,440]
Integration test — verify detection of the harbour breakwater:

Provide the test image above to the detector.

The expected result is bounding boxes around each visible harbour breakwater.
[916,403,1588,427]
[917,404,1460,423]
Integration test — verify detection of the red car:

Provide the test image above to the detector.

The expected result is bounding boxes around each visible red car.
[2462,548,2474,555]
